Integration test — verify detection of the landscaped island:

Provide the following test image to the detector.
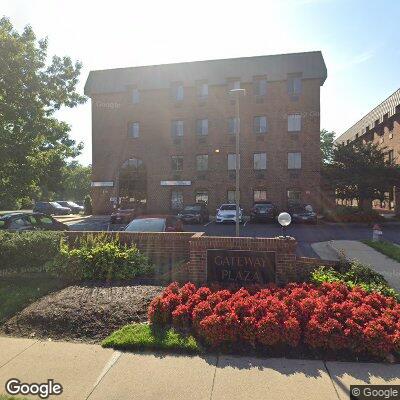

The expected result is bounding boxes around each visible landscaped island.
[1,230,399,362]
[103,281,400,361]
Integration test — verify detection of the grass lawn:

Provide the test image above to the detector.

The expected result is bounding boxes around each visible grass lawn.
[0,275,65,323]
[102,323,201,354]
[362,240,400,263]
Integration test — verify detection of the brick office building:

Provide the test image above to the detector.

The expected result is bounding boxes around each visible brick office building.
[85,51,327,215]
[335,88,400,212]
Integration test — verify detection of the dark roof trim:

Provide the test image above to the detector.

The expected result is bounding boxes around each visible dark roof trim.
[84,51,327,96]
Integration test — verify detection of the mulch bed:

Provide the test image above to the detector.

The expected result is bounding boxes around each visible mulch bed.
[3,283,164,342]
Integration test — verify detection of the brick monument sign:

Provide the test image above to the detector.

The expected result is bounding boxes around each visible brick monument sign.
[65,231,334,285]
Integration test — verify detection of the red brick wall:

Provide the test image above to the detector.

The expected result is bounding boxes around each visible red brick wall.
[91,77,322,215]
[65,231,195,275]
[66,231,334,284]
[187,235,299,284]
[296,256,337,281]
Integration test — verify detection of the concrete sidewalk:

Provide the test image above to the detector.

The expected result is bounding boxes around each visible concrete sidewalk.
[1,337,400,400]
[312,240,400,291]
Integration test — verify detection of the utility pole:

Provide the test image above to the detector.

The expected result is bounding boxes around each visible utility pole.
[230,88,246,237]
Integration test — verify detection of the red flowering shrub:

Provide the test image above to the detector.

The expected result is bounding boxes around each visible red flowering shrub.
[148,281,400,358]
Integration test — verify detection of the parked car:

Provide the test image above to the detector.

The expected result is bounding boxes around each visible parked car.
[177,203,209,224]
[33,201,71,215]
[110,208,137,224]
[288,204,317,224]
[250,202,278,223]
[56,201,84,214]
[0,212,69,231]
[124,216,184,232]
[215,204,243,223]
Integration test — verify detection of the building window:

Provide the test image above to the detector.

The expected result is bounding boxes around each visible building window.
[121,157,143,170]
[172,120,184,137]
[171,190,183,210]
[132,88,140,104]
[197,81,208,98]
[196,119,208,135]
[254,116,268,134]
[228,117,239,134]
[228,79,240,91]
[171,156,183,171]
[253,153,267,170]
[288,114,301,132]
[195,190,208,204]
[287,73,302,95]
[287,189,301,205]
[254,189,267,202]
[227,190,239,204]
[196,155,208,171]
[128,122,140,138]
[171,82,184,101]
[228,153,240,170]
[254,77,267,96]
[288,152,302,169]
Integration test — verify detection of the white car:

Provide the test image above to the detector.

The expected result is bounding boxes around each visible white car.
[215,204,243,223]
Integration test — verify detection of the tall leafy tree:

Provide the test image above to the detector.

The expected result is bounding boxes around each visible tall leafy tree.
[0,17,86,209]
[323,140,400,211]
[320,129,335,165]
[55,162,92,202]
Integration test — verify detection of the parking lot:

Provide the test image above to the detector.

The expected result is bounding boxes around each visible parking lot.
[67,216,400,258]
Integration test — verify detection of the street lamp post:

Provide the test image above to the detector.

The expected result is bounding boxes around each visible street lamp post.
[278,212,292,238]
[230,88,246,237]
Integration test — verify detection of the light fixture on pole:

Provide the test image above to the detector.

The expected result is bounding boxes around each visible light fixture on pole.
[278,212,291,237]
[229,88,246,237]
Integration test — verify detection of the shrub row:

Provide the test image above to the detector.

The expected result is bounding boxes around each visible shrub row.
[310,261,399,300]
[47,234,153,281]
[323,206,385,223]
[149,282,400,358]
[0,231,153,281]
[0,231,63,272]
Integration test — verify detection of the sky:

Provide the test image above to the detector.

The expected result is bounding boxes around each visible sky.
[2,0,400,166]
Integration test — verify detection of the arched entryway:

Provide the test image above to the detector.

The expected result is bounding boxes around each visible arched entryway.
[117,158,147,209]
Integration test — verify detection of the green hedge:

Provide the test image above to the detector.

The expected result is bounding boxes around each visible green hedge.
[323,206,385,223]
[0,231,63,272]
[47,233,154,281]
[310,260,399,300]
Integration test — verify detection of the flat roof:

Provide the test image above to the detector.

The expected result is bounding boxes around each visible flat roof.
[335,88,400,144]
[84,51,327,96]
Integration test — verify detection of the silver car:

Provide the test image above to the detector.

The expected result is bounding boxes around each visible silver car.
[215,204,243,223]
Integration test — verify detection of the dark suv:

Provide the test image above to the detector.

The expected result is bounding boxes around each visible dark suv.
[250,202,278,222]
[177,203,209,224]
[288,204,317,224]
[33,201,71,215]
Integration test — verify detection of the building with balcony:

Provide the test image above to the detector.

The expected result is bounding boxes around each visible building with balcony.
[335,88,400,211]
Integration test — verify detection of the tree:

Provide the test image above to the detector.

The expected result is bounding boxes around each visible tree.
[320,129,335,165]
[323,140,400,211]
[54,162,92,202]
[0,17,86,209]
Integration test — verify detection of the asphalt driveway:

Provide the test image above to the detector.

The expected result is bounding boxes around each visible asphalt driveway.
[68,217,400,258]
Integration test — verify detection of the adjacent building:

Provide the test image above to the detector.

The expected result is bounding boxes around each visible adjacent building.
[335,88,400,211]
[85,51,327,214]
